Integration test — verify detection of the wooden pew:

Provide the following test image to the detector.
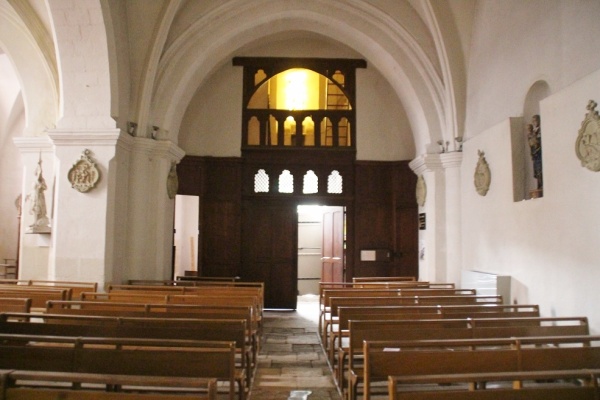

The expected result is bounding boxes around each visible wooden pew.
[318,281,460,335]
[0,334,245,400]
[333,304,540,350]
[330,304,541,364]
[80,292,170,303]
[177,275,242,282]
[109,284,264,318]
[320,288,469,339]
[0,286,71,311]
[0,312,254,387]
[360,335,600,400]
[0,369,218,399]
[0,298,31,314]
[342,316,588,398]
[324,295,503,348]
[45,301,260,369]
[323,290,478,330]
[388,369,600,400]
[352,276,416,283]
[0,280,97,299]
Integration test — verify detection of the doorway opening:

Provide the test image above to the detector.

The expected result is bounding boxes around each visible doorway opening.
[173,195,199,279]
[297,205,345,296]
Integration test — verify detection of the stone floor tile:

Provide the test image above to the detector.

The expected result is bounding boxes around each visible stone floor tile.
[248,295,342,400]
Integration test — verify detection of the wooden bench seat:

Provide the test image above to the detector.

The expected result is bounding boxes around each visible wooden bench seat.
[80,292,170,303]
[359,335,600,400]
[107,285,264,323]
[0,287,71,311]
[352,276,416,283]
[45,301,260,369]
[329,304,542,365]
[0,333,244,400]
[341,316,589,398]
[323,295,503,348]
[388,369,600,400]
[0,312,254,387]
[0,298,31,314]
[0,280,97,299]
[0,369,217,399]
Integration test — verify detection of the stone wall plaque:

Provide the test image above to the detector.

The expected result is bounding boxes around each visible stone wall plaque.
[68,149,100,193]
[415,174,426,207]
[474,150,491,196]
[575,100,600,172]
[167,162,179,199]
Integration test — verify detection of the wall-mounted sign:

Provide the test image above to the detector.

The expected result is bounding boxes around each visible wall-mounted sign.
[419,213,426,230]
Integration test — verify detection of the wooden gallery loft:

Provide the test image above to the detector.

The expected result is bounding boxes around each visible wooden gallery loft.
[177,57,418,309]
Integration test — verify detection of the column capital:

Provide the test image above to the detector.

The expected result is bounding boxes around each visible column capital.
[13,136,53,154]
[409,152,463,175]
[46,128,124,148]
[131,137,186,163]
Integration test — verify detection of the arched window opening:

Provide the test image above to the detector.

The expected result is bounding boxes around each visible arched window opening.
[278,170,294,193]
[234,57,366,150]
[254,169,269,193]
[303,170,318,194]
[327,170,343,194]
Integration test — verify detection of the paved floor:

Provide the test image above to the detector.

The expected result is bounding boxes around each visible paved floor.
[248,295,342,400]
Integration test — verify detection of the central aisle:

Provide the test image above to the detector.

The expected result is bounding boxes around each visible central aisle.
[248,295,342,400]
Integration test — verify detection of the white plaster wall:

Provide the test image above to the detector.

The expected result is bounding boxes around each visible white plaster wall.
[178,35,414,160]
[465,0,600,138]
[462,69,600,333]
[0,54,24,263]
[462,0,600,334]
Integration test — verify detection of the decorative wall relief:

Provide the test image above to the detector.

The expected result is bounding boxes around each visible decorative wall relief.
[26,155,51,233]
[474,150,491,196]
[575,100,600,172]
[167,162,179,199]
[415,174,426,207]
[68,149,100,193]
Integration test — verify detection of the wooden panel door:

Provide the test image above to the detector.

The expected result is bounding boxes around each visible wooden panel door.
[395,206,419,278]
[241,200,298,309]
[321,207,345,283]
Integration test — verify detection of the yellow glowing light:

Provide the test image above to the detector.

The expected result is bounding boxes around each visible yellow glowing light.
[284,70,308,110]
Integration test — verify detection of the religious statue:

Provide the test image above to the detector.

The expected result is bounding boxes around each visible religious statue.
[26,155,51,233]
[527,115,543,190]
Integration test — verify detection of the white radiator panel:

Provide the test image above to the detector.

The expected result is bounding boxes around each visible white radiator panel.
[461,270,511,304]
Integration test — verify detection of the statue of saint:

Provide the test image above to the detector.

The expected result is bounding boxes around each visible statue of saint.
[527,115,543,190]
[27,156,51,232]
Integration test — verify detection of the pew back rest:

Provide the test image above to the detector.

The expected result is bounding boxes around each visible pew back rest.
[2,370,217,400]
[80,292,169,303]
[0,298,31,314]
[0,287,71,309]
[0,334,238,399]
[388,370,600,400]
[364,335,600,395]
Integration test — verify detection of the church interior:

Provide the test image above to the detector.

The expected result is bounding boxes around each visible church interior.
[1,0,600,398]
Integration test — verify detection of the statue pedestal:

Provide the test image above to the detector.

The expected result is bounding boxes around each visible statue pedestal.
[529,189,543,199]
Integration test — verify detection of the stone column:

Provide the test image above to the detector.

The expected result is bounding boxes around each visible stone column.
[410,152,462,284]
[47,129,128,287]
[125,137,185,281]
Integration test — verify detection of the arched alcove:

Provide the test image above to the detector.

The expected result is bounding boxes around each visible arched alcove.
[522,81,550,199]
